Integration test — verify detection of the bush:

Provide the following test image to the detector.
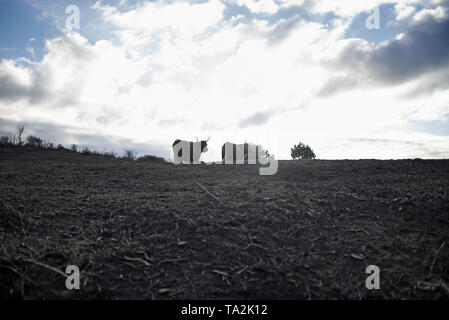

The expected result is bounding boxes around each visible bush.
[26,135,56,149]
[103,151,117,158]
[246,143,271,161]
[136,155,167,163]
[291,142,316,160]
[81,147,91,155]
[43,141,55,149]
[257,145,271,159]
[0,136,12,146]
[256,144,269,158]
[26,135,43,148]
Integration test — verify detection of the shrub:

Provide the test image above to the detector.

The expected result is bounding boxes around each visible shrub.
[103,151,117,158]
[0,136,11,146]
[26,135,43,148]
[247,143,271,161]
[291,142,316,160]
[136,155,167,163]
[43,141,55,149]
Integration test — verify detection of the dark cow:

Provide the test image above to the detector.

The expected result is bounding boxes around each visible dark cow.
[172,137,209,164]
[222,142,259,164]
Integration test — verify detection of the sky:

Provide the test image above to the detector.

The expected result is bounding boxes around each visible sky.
[1,0,449,161]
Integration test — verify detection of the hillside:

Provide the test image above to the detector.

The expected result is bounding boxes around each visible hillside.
[0,146,448,299]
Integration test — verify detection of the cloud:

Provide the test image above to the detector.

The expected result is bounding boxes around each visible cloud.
[266,17,301,44]
[238,104,301,128]
[95,0,225,37]
[413,4,448,22]
[305,0,391,17]
[366,17,449,84]
[158,118,190,127]
[318,137,449,159]
[395,2,417,21]
[0,117,169,158]
[231,0,280,14]
[316,75,360,97]
[399,64,449,97]
[0,32,95,105]
[230,0,406,17]
[238,109,277,127]
[349,137,449,158]
[319,9,449,96]
[0,60,32,102]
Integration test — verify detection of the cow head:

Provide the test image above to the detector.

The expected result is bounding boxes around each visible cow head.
[200,136,210,153]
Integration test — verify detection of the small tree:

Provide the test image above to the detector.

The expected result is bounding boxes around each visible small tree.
[0,136,11,145]
[247,143,271,161]
[103,151,116,158]
[47,141,54,149]
[256,144,271,159]
[264,149,270,158]
[16,124,24,145]
[291,142,316,160]
[26,135,43,148]
[70,144,78,152]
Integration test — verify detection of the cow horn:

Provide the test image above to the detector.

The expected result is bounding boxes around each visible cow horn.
[195,137,199,142]
[206,136,210,142]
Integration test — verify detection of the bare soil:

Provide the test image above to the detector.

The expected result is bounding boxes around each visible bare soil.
[1,146,448,299]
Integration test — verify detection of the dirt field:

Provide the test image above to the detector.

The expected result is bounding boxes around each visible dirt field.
[1,146,448,299]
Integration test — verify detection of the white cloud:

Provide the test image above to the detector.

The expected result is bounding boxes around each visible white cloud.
[307,0,436,19]
[278,0,305,8]
[231,0,280,14]
[308,0,390,17]
[395,3,417,20]
[413,5,447,22]
[0,59,33,88]
[95,0,225,36]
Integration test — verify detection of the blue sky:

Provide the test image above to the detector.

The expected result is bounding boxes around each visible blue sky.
[0,0,53,60]
[1,0,449,160]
